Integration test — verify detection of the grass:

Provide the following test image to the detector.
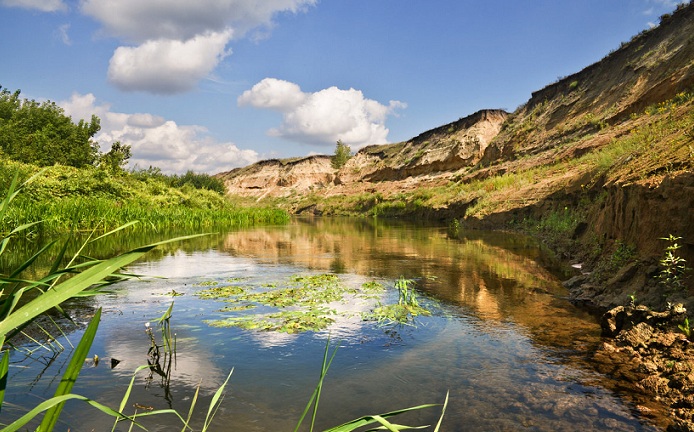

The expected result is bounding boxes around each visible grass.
[364,277,432,325]
[0,159,290,235]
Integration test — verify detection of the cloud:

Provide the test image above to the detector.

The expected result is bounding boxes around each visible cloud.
[108,29,233,94]
[60,93,258,174]
[78,0,316,94]
[11,0,318,94]
[1,0,65,12]
[80,0,317,43]
[238,78,307,110]
[239,78,407,148]
[56,23,71,45]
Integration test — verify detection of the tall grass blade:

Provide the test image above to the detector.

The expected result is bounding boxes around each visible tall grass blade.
[8,241,55,280]
[90,221,139,243]
[433,391,449,432]
[111,365,163,432]
[0,347,9,413]
[0,221,42,256]
[322,403,440,432]
[202,368,234,432]
[0,173,20,220]
[1,393,186,432]
[39,308,102,431]
[0,234,208,337]
[180,382,201,432]
[294,337,339,432]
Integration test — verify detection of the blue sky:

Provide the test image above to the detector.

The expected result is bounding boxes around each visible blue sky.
[0,0,683,174]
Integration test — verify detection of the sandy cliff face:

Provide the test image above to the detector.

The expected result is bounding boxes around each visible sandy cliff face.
[338,109,508,183]
[220,155,335,197]
[217,109,508,197]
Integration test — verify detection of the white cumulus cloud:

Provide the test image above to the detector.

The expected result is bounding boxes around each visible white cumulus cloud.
[108,29,233,94]
[76,0,317,94]
[238,78,406,148]
[80,0,317,43]
[60,92,258,174]
[1,0,65,12]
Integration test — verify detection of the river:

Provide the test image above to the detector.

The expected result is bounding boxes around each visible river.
[2,218,661,431]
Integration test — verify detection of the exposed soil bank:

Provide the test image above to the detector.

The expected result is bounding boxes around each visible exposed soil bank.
[597,304,694,431]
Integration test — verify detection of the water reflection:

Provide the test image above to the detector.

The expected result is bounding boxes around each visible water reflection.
[2,218,663,431]
[217,218,598,351]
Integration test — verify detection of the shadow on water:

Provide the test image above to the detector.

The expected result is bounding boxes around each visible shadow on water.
[2,217,667,431]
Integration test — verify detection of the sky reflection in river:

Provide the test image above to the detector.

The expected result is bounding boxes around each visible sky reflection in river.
[3,219,661,431]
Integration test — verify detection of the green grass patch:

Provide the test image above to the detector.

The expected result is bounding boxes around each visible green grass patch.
[0,158,290,234]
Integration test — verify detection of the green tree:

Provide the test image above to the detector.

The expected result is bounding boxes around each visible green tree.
[0,86,101,168]
[99,141,132,174]
[332,139,352,169]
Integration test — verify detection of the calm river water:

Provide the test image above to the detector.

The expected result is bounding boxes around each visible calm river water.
[3,218,662,431]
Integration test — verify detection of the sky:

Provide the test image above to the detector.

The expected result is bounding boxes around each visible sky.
[0,0,684,174]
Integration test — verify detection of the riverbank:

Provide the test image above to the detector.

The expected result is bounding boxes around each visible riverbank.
[595,304,694,431]
[0,158,290,235]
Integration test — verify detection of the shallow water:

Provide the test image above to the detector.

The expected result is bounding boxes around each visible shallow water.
[3,218,661,431]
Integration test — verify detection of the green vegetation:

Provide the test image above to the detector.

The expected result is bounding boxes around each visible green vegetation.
[658,234,690,293]
[0,174,214,430]
[198,273,435,333]
[331,140,352,169]
[365,277,432,325]
[0,85,287,235]
[0,86,100,168]
[99,141,132,174]
[0,159,289,234]
[199,273,380,333]
[295,338,447,432]
[679,317,691,340]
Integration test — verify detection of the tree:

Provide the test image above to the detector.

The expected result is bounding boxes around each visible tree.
[331,140,352,169]
[99,141,132,174]
[0,86,101,168]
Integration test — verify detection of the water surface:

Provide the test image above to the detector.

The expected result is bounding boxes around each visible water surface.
[3,218,660,431]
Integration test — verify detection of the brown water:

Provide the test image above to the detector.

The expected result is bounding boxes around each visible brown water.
[2,218,662,431]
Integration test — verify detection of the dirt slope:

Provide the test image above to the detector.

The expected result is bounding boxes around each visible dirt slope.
[217,2,694,303]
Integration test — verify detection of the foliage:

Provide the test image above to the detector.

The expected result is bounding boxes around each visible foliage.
[99,141,131,174]
[1,175,444,431]
[365,277,432,325]
[332,140,352,169]
[129,166,226,194]
[0,161,288,234]
[200,273,367,333]
[658,234,690,292]
[295,338,448,432]
[0,86,100,168]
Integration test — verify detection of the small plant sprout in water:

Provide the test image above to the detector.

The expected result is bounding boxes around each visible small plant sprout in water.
[680,317,691,339]
[366,277,432,325]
